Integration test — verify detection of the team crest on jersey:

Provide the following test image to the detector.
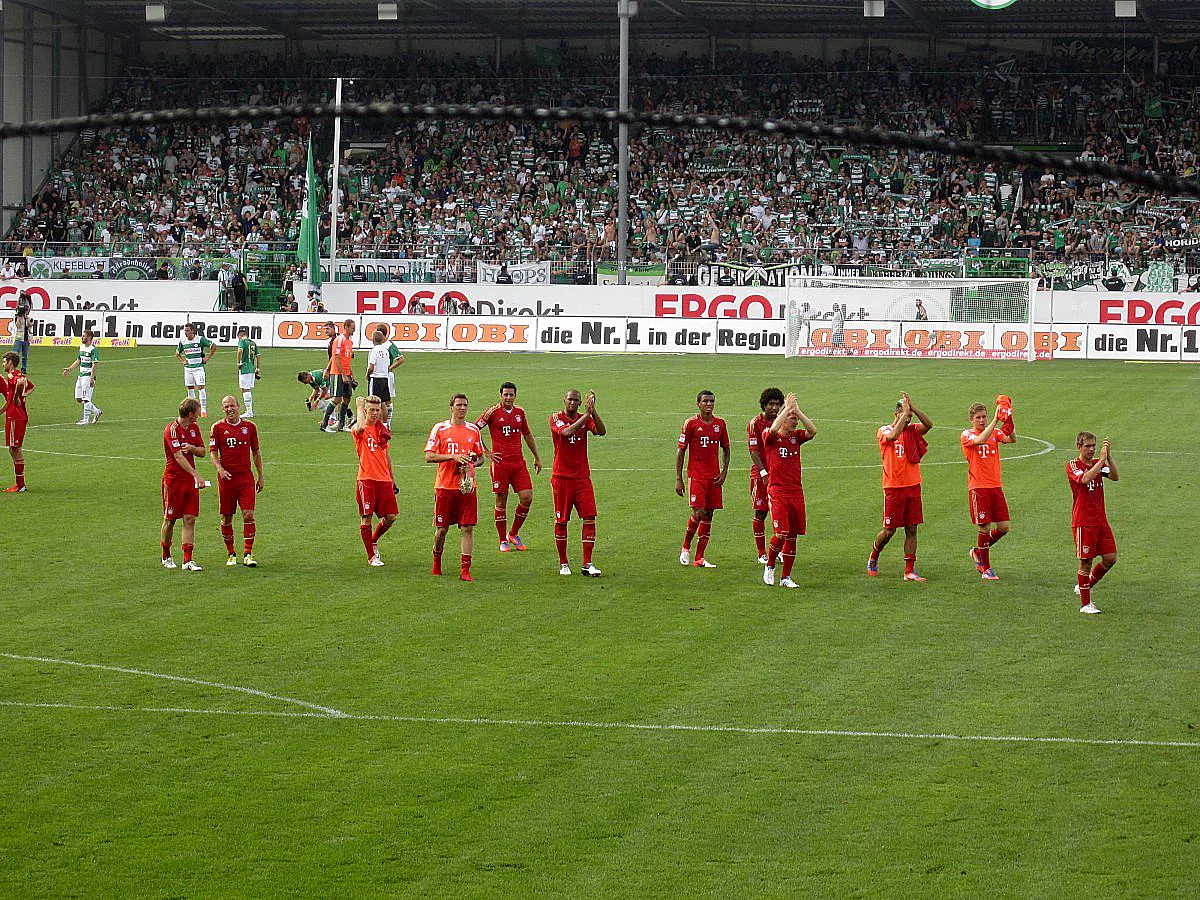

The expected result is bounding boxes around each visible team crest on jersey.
[978,512,987,521]
[241,428,247,435]
[884,516,893,526]
[166,506,174,515]
[690,495,696,503]
[436,515,444,523]
[515,415,522,423]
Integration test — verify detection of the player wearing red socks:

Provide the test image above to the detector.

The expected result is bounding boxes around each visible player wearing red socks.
[747,388,784,564]
[961,400,1016,581]
[0,351,34,493]
[760,392,817,589]
[160,398,208,570]
[210,395,264,568]
[1067,432,1119,614]
[475,381,543,553]
[868,391,933,582]
[550,388,606,577]
[425,393,488,581]
[676,390,730,569]
[352,395,398,567]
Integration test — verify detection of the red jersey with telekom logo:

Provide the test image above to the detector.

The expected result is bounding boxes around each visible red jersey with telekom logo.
[679,415,729,480]
[1067,458,1109,527]
[550,411,596,479]
[163,419,204,482]
[209,418,260,474]
[746,413,772,473]
[763,428,812,496]
[476,404,531,462]
[0,373,32,422]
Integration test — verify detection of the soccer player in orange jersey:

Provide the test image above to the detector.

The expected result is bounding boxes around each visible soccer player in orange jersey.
[550,389,607,577]
[1067,432,1119,614]
[0,351,35,492]
[160,397,208,570]
[476,381,543,552]
[746,387,785,563]
[425,393,488,581]
[323,319,357,433]
[675,390,730,568]
[351,395,398,567]
[868,391,933,582]
[210,395,265,568]
[960,401,1017,581]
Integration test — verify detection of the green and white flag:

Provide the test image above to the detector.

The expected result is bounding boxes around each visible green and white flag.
[296,139,322,288]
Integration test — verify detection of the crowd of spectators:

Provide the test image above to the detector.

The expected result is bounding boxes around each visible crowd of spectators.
[5,45,1200,280]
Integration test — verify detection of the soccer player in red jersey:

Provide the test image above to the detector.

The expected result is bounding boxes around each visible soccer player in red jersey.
[550,388,606,577]
[868,391,933,582]
[351,395,397,567]
[425,393,488,581]
[1067,432,1119,614]
[761,392,817,589]
[210,395,265,568]
[747,387,784,563]
[960,401,1017,581]
[476,381,543,552]
[161,397,208,570]
[0,351,34,492]
[675,390,730,568]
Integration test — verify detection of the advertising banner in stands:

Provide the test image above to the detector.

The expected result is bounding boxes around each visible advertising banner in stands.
[0,280,222,313]
[477,261,550,285]
[595,264,665,285]
[26,257,110,278]
[320,258,433,283]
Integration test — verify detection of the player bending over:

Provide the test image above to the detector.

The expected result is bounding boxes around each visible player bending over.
[550,389,606,577]
[210,395,264,567]
[61,330,103,425]
[176,322,215,418]
[161,398,208,570]
[676,389,730,568]
[747,387,785,563]
[0,351,34,492]
[1067,432,1119,614]
[868,391,933,582]
[761,392,817,589]
[298,369,331,423]
[961,400,1017,581]
[425,393,488,581]
[477,381,543,552]
[351,395,398,567]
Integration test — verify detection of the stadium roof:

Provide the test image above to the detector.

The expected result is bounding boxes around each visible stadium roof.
[32,0,1199,44]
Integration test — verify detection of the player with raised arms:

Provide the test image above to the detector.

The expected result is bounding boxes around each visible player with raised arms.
[550,388,606,577]
[747,388,785,563]
[676,389,730,568]
[175,322,215,418]
[960,400,1017,581]
[235,326,261,419]
[476,381,543,553]
[1067,432,1119,614]
[351,395,398,567]
[761,392,817,589]
[161,397,208,570]
[868,391,933,582]
[0,351,34,492]
[61,330,103,425]
[425,393,488,581]
[210,395,264,568]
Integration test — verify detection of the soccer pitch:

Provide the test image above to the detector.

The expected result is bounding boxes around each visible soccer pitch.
[2,347,1198,896]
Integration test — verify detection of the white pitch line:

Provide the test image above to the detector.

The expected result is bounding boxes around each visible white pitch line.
[1,698,1197,750]
[0,653,348,718]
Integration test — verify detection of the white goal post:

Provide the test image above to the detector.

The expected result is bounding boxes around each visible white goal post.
[784,276,1040,361]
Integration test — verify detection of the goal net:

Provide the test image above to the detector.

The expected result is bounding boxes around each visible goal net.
[785,276,1039,361]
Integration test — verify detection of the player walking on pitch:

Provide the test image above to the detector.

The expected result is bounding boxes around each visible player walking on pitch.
[323,319,356,433]
[960,400,1017,580]
[761,392,817,588]
[0,351,34,492]
[235,327,261,418]
[476,381,543,552]
[550,389,606,577]
[1067,432,1119,614]
[351,395,398,567]
[676,390,730,568]
[747,388,785,563]
[868,391,933,581]
[210,395,264,567]
[366,326,404,428]
[425,393,488,581]
[161,398,208,570]
[176,322,215,418]
[61,330,103,425]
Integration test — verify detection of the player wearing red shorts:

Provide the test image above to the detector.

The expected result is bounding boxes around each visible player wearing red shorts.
[761,392,817,589]
[675,390,730,568]
[161,397,208,570]
[1067,432,1119,614]
[0,351,35,492]
[747,387,784,563]
[352,395,398,567]
[425,393,488,581]
[868,391,933,582]
[476,381,543,553]
[550,388,606,577]
[960,401,1017,581]
[210,395,265,568]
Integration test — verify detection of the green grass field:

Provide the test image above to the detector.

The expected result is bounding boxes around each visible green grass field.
[2,347,1198,897]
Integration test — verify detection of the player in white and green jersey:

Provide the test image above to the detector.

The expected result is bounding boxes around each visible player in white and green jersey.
[176,322,215,417]
[235,326,261,418]
[61,330,103,425]
[297,368,331,427]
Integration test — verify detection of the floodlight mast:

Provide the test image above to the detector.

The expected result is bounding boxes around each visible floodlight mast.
[617,0,637,285]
